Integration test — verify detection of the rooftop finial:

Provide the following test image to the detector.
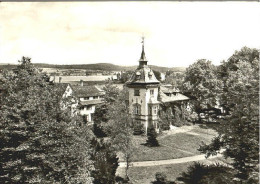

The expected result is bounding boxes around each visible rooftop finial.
[139,36,147,68]
[139,36,147,62]
[141,36,144,50]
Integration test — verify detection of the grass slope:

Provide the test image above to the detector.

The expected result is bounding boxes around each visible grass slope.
[117,157,229,184]
[118,125,217,162]
[116,125,224,184]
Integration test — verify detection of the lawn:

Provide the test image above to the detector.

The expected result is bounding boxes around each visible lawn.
[119,125,218,162]
[117,157,229,184]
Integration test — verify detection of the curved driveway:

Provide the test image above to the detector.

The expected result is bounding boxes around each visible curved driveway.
[119,152,223,168]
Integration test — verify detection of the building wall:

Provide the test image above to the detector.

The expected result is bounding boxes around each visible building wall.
[128,86,160,134]
[128,87,159,118]
[62,85,73,98]
[79,105,95,122]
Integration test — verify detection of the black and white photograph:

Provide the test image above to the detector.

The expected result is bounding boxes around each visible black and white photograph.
[0,1,259,183]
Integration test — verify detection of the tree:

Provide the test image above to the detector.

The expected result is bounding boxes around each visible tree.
[146,126,159,147]
[199,47,259,182]
[105,89,134,181]
[120,70,133,83]
[90,138,119,184]
[159,105,172,130]
[165,71,185,90]
[182,59,222,121]
[0,57,93,183]
[177,162,235,184]
[92,81,120,137]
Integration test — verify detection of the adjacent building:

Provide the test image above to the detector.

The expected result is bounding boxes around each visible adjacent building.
[57,82,104,123]
[73,84,104,122]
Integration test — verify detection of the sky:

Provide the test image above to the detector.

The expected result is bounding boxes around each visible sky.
[0,2,260,67]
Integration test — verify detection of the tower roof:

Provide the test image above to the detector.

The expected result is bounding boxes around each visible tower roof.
[139,37,147,62]
[126,37,160,87]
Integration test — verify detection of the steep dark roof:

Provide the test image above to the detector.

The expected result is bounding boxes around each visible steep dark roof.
[54,83,70,97]
[72,85,105,98]
[126,66,160,86]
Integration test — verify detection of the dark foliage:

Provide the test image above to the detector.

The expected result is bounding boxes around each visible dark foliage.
[93,121,107,138]
[92,82,121,137]
[199,47,259,181]
[0,57,93,183]
[120,70,134,83]
[151,172,176,184]
[177,162,235,184]
[146,126,159,147]
[115,176,133,184]
[90,138,119,184]
[133,121,145,135]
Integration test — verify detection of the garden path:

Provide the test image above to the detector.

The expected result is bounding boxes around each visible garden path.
[119,152,223,168]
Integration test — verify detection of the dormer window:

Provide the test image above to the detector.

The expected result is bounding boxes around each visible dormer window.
[136,72,141,80]
[148,72,153,79]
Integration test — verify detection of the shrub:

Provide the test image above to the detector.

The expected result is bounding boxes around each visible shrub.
[146,126,159,147]
[93,122,107,137]
[151,172,176,184]
[133,121,145,135]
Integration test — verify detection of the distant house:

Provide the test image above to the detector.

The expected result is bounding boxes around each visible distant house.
[56,82,105,123]
[54,83,78,115]
[73,84,105,122]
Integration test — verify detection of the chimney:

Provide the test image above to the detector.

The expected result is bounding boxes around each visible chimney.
[80,80,84,86]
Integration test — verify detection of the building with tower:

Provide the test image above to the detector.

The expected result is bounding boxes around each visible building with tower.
[126,38,190,134]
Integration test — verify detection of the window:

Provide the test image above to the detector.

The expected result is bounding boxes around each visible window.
[134,89,140,96]
[148,72,153,79]
[87,106,92,110]
[150,89,154,96]
[153,106,157,115]
[133,104,141,115]
[84,97,89,100]
[93,96,98,99]
[149,106,158,115]
[83,115,89,123]
[149,106,152,115]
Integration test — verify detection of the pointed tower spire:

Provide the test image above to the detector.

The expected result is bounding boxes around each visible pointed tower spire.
[139,36,148,68]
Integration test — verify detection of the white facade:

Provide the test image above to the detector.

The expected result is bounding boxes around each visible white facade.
[79,104,95,122]
[59,84,104,123]
[128,87,159,117]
